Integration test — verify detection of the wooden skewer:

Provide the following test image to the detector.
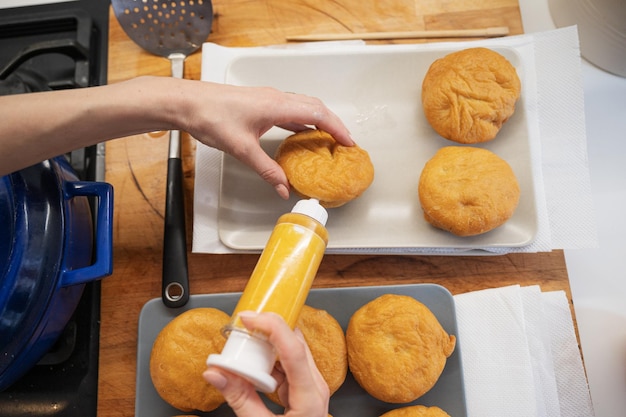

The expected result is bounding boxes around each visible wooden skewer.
[286,26,510,42]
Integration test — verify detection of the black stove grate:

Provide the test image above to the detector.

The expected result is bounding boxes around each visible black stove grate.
[0,284,101,416]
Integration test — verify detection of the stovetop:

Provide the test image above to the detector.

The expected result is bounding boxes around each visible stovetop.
[0,0,109,87]
[0,1,110,415]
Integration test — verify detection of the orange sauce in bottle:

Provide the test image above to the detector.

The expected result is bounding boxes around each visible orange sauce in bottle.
[206,199,328,392]
[230,211,328,330]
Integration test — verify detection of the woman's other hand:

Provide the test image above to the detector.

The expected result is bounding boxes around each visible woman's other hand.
[203,311,330,417]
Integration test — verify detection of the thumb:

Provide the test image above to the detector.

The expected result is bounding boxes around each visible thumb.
[203,368,275,417]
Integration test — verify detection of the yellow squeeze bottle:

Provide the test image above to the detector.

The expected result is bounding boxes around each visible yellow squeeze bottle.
[206,198,328,392]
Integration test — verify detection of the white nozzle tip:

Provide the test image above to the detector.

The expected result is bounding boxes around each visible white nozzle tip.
[291,198,328,226]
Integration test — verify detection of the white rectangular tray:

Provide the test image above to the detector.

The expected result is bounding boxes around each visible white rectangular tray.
[201,42,539,251]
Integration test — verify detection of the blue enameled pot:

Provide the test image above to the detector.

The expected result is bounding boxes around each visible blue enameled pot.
[0,156,113,390]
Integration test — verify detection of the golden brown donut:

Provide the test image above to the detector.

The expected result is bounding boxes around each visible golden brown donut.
[421,47,521,143]
[266,305,348,405]
[275,129,374,208]
[346,294,456,403]
[418,146,520,236]
[379,405,451,417]
[150,308,230,412]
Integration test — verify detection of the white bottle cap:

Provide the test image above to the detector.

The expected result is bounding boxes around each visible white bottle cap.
[291,198,328,226]
[206,329,278,393]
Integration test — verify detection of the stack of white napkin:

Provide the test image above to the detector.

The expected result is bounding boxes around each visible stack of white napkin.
[455,285,594,417]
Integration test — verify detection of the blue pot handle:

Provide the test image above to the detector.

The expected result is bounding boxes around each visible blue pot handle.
[61,181,114,287]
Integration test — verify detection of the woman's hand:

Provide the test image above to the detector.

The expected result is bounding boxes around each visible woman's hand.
[0,76,352,196]
[203,311,330,417]
[179,82,354,199]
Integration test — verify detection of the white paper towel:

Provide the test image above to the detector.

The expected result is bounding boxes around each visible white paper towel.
[454,285,594,417]
[543,291,596,417]
[192,27,598,254]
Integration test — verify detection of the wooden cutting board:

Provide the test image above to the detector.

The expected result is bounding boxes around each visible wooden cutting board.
[99,1,571,415]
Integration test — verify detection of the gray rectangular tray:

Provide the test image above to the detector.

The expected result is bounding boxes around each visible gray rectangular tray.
[136,284,467,416]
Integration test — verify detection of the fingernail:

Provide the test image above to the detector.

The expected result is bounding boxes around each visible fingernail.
[294,327,306,341]
[204,369,227,389]
[237,310,259,319]
[274,183,289,200]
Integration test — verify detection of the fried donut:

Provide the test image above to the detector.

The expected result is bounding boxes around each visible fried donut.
[275,129,374,208]
[150,308,230,412]
[422,47,521,143]
[346,294,456,403]
[418,146,520,236]
[379,405,451,417]
[266,305,348,406]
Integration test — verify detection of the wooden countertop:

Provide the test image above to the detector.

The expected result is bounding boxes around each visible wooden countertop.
[98,1,571,415]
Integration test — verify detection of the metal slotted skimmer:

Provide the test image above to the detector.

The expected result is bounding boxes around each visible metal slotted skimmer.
[111,0,214,308]
[112,0,213,59]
